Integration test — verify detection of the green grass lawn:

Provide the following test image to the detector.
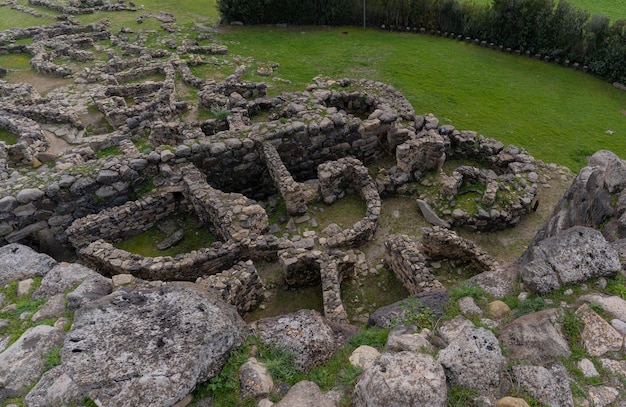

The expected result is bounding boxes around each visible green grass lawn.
[1,0,625,171]
[464,0,626,19]
[220,26,626,171]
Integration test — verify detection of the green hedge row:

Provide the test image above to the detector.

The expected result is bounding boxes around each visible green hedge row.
[217,0,626,84]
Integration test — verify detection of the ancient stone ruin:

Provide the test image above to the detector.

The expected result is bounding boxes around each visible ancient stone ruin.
[1,2,626,406]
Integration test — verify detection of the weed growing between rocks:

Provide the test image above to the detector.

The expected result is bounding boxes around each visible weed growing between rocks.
[391,295,436,330]
[42,346,62,373]
[0,278,46,346]
[193,328,389,406]
[446,385,479,406]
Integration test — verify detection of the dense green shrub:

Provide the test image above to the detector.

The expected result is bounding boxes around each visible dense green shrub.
[218,0,626,84]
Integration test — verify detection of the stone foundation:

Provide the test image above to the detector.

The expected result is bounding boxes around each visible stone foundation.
[196,260,264,314]
[384,234,445,295]
[421,226,499,273]
[318,157,381,248]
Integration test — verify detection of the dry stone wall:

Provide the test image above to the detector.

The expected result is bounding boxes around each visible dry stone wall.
[318,157,381,248]
[384,234,446,295]
[196,260,265,314]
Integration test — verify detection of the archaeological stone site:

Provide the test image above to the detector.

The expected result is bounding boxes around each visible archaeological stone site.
[1,0,626,406]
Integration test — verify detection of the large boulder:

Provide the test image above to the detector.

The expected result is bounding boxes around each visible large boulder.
[467,264,518,298]
[520,226,620,293]
[498,308,571,363]
[0,244,56,286]
[578,305,623,357]
[250,309,342,371]
[368,289,449,328]
[32,262,112,300]
[437,326,503,392]
[512,363,574,407]
[25,285,248,407]
[0,325,65,402]
[352,351,447,407]
[528,150,626,245]
[274,381,334,407]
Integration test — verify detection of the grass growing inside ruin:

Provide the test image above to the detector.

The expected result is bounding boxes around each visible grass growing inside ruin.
[220,26,626,172]
[311,194,367,230]
[0,128,18,145]
[244,285,324,322]
[114,213,217,257]
[0,53,31,71]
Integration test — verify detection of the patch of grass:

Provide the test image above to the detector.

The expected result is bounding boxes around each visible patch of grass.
[348,327,389,349]
[513,295,552,317]
[392,295,436,330]
[605,275,626,299]
[194,327,389,406]
[211,106,230,121]
[557,0,626,19]
[447,385,478,406]
[0,53,31,71]
[267,196,287,227]
[443,283,490,321]
[340,264,410,323]
[0,277,51,346]
[0,7,57,32]
[133,133,152,154]
[311,194,367,232]
[114,212,218,257]
[464,0,626,19]
[94,145,123,158]
[0,398,25,407]
[194,335,302,407]
[42,346,62,373]
[128,177,155,200]
[560,308,586,362]
[449,282,488,301]
[220,26,626,172]
[0,128,18,145]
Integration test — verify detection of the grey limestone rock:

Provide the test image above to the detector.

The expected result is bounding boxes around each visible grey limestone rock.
[32,262,112,301]
[588,386,620,407]
[467,264,518,298]
[438,315,475,344]
[274,381,334,407]
[239,357,273,399]
[24,366,86,407]
[512,363,573,407]
[0,243,56,286]
[498,308,570,363]
[26,285,248,407]
[349,345,381,370]
[520,226,620,293]
[416,199,450,228]
[352,351,447,407]
[437,326,502,392]
[0,325,65,402]
[16,188,45,204]
[386,324,432,353]
[31,293,66,322]
[579,293,626,322]
[250,309,341,371]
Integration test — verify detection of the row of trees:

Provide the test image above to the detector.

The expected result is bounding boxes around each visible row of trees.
[217,0,626,84]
